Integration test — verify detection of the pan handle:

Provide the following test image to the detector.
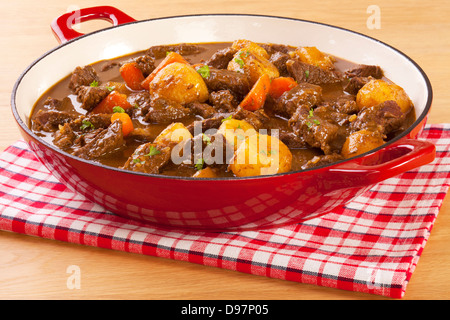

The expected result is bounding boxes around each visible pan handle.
[329,138,436,185]
[51,6,137,44]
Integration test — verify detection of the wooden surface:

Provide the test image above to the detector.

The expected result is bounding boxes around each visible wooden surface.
[1,0,449,300]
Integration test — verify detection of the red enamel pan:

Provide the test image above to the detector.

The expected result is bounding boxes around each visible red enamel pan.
[11,6,435,231]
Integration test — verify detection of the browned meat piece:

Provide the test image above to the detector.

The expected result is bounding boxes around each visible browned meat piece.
[301,153,345,170]
[269,51,290,76]
[133,54,156,77]
[286,59,343,85]
[121,142,172,174]
[209,90,239,113]
[143,98,192,123]
[53,123,77,150]
[31,109,76,132]
[268,82,322,118]
[351,100,406,135]
[203,67,251,100]
[186,101,217,119]
[146,43,206,59]
[76,85,110,112]
[72,120,124,160]
[68,65,99,92]
[343,76,371,95]
[278,130,307,148]
[186,114,229,135]
[345,64,383,79]
[320,94,359,115]
[259,43,293,55]
[289,106,347,155]
[232,106,270,130]
[206,47,237,69]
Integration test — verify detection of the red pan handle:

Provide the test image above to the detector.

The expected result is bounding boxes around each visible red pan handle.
[51,6,137,44]
[330,138,436,185]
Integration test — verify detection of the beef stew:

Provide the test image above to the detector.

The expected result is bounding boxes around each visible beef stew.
[29,40,415,178]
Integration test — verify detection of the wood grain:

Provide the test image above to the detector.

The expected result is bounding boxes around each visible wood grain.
[1,0,449,300]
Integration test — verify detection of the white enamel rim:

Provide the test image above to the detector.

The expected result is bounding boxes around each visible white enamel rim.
[11,14,433,180]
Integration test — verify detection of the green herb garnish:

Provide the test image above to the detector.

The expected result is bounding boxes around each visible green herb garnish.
[145,145,161,157]
[89,80,99,87]
[197,65,210,79]
[113,106,125,113]
[106,86,115,92]
[312,119,321,125]
[195,158,205,171]
[304,70,310,80]
[221,115,233,123]
[202,134,212,145]
[80,120,94,130]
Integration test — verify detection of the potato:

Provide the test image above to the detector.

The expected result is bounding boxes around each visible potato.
[149,62,209,104]
[228,49,279,85]
[341,129,385,159]
[356,79,412,113]
[231,39,270,59]
[290,46,335,70]
[229,133,292,177]
[217,119,257,152]
[154,122,193,147]
[192,167,218,178]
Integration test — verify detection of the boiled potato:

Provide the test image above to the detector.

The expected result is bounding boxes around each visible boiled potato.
[228,49,279,85]
[290,46,335,70]
[192,167,218,178]
[356,79,412,113]
[229,133,292,177]
[217,119,257,151]
[149,62,209,104]
[341,129,385,159]
[154,122,193,147]
[231,39,270,59]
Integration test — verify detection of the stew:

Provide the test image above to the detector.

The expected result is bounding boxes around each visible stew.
[29,40,415,178]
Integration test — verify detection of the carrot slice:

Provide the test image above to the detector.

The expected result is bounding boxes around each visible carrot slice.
[268,77,298,99]
[141,51,189,90]
[91,91,133,114]
[119,62,145,91]
[239,73,271,111]
[111,112,134,137]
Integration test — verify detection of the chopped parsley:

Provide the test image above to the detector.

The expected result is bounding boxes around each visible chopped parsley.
[202,134,212,145]
[195,158,205,171]
[221,115,233,123]
[145,145,161,157]
[197,65,210,79]
[89,80,99,87]
[80,120,94,130]
[304,70,310,80]
[113,106,125,113]
[106,86,115,92]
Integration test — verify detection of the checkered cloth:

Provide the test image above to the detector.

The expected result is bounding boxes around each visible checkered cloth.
[1,124,449,298]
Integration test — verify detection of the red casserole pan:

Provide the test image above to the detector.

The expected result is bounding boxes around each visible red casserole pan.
[11,6,435,231]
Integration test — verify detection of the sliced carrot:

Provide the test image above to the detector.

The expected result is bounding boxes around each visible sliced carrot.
[91,91,133,114]
[119,62,145,91]
[239,73,271,111]
[141,51,189,90]
[268,77,298,99]
[111,112,134,137]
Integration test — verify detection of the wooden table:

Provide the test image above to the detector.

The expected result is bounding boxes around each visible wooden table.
[1,0,449,300]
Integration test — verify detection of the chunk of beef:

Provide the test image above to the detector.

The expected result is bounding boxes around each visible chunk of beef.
[179,133,234,169]
[121,142,171,174]
[259,43,293,55]
[69,65,99,92]
[320,94,359,114]
[72,120,124,160]
[186,114,228,135]
[206,47,237,69]
[53,123,77,150]
[76,85,110,112]
[278,130,307,148]
[269,51,290,76]
[209,90,239,113]
[301,153,345,170]
[31,109,76,132]
[232,106,270,130]
[351,100,406,135]
[146,43,206,59]
[343,76,371,95]
[289,106,347,154]
[268,82,322,118]
[186,101,217,119]
[142,98,192,123]
[286,59,343,85]
[133,54,156,77]
[203,68,251,100]
[345,64,383,79]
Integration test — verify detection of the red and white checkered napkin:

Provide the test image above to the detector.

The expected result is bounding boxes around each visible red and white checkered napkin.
[1,125,449,298]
